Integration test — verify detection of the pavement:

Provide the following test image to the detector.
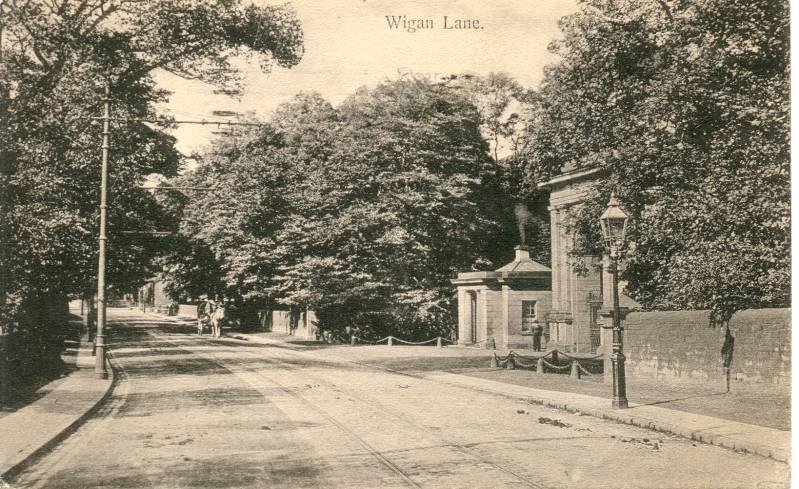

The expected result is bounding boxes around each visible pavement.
[0,311,789,487]
[0,328,114,482]
[231,330,791,464]
[423,372,791,462]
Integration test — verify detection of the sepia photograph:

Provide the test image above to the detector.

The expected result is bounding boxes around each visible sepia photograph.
[0,0,791,487]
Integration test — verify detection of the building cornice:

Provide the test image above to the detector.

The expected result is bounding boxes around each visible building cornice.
[538,165,605,190]
[451,271,551,289]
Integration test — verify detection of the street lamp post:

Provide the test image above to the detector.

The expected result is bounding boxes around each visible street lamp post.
[94,80,111,379]
[86,83,256,381]
[599,194,629,409]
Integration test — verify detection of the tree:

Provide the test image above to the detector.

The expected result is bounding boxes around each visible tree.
[520,0,789,322]
[443,73,527,163]
[443,72,551,265]
[163,121,295,305]
[0,0,304,380]
[281,79,496,338]
[168,79,502,339]
[1,0,303,294]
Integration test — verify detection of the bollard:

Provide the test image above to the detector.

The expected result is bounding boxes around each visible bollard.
[506,351,516,370]
[490,353,498,368]
[387,336,393,347]
[570,361,581,379]
[436,336,443,348]
[536,357,544,375]
[351,335,356,346]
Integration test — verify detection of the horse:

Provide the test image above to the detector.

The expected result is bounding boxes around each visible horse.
[210,302,226,338]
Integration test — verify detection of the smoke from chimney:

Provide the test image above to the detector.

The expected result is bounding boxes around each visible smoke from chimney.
[513,202,532,245]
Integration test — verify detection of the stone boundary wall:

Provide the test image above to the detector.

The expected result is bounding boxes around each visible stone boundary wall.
[178,304,198,319]
[271,311,293,333]
[623,308,790,385]
[256,309,318,340]
[176,305,316,340]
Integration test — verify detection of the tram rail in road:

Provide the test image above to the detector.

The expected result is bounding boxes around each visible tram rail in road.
[7,311,789,489]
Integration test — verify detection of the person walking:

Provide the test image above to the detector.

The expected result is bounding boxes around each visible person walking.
[197,299,211,335]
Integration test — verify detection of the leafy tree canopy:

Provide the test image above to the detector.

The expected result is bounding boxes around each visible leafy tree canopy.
[0,0,304,326]
[441,72,551,265]
[166,78,513,339]
[521,0,788,322]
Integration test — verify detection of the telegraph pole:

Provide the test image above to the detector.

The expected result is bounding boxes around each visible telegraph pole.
[85,88,254,381]
[0,22,10,405]
[94,80,111,379]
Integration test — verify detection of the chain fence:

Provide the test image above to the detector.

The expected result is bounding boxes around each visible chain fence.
[490,349,604,379]
[345,334,603,379]
[350,335,454,348]
[461,337,497,349]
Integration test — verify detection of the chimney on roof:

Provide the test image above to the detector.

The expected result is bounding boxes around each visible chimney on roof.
[514,245,530,261]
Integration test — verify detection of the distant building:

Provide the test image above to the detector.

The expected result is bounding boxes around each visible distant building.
[452,165,638,352]
[258,307,318,340]
[137,280,172,313]
[451,245,552,349]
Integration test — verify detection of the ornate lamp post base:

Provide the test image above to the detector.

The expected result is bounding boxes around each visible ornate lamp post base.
[609,258,629,410]
[610,350,628,408]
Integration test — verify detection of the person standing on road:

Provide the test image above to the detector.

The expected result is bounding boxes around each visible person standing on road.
[721,326,735,392]
[532,322,543,352]
[197,299,211,335]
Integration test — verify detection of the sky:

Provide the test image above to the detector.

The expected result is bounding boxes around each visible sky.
[154,0,579,155]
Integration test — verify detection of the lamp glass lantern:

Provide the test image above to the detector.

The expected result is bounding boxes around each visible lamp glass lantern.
[599,194,628,255]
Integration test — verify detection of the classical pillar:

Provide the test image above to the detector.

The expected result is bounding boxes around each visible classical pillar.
[457,288,467,344]
[479,290,492,345]
[548,206,561,309]
[501,284,510,349]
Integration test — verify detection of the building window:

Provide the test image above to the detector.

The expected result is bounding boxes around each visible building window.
[521,300,537,331]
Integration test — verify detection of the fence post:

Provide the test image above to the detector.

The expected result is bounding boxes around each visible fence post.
[536,357,544,375]
[506,351,516,370]
[570,360,581,379]
[436,336,443,348]
[387,336,393,347]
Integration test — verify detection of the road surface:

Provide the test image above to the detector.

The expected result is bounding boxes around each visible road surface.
[11,310,789,489]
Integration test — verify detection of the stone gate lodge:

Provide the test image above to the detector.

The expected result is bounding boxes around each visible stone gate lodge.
[452,166,790,385]
[451,166,628,353]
